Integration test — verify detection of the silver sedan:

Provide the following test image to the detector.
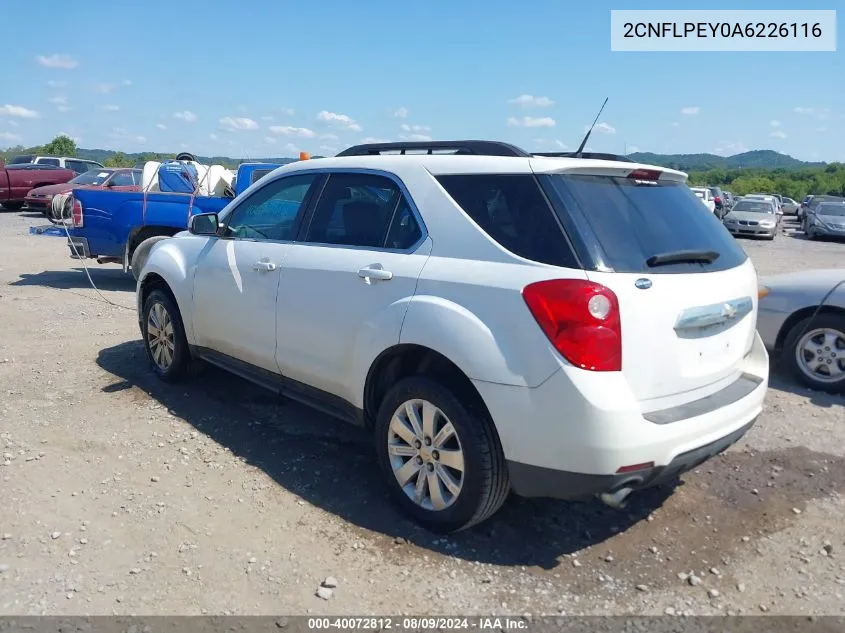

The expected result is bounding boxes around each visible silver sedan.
[757,269,845,392]
[722,199,780,239]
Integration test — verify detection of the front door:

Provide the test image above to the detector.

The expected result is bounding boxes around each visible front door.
[191,173,318,373]
[275,172,431,404]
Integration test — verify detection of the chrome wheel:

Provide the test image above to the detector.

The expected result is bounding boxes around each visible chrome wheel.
[387,399,465,511]
[795,327,845,384]
[147,302,175,370]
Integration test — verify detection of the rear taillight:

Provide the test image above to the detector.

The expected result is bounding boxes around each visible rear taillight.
[626,169,661,182]
[71,197,83,227]
[522,279,622,372]
[714,196,721,204]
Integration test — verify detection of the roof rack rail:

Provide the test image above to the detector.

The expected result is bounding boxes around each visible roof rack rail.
[336,140,531,158]
[533,151,634,163]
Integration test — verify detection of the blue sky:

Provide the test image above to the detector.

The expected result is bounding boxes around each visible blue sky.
[1,0,842,161]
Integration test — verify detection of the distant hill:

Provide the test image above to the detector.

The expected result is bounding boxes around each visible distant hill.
[627,149,825,171]
[74,148,301,169]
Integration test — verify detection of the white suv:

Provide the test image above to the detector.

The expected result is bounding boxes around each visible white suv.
[137,140,769,533]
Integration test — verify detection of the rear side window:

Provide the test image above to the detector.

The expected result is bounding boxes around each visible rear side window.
[67,161,91,174]
[436,174,578,268]
[37,158,60,166]
[542,174,747,274]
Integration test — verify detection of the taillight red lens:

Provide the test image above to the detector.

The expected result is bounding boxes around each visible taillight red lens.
[71,198,83,227]
[627,169,661,182]
[714,196,721,204]
[522,279,622,372]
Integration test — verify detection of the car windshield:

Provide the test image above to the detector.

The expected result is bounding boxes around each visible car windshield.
[542,174,747,274]
[731,201,774,214]
[70,170,112,185]
[692,190,705,198]
[818,204,845,217]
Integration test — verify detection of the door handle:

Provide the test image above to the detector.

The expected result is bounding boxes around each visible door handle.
[253,260,278,272]
[357,265,393,283]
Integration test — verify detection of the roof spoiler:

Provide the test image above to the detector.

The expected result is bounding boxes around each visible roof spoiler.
[533,151,634,163]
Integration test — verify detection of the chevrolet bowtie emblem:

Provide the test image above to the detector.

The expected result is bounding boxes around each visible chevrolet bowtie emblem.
[722,303,738,318]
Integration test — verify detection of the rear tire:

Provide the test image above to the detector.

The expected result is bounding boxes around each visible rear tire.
[374,376,509,533]
[141,289,192,382]
[781,314,845,393]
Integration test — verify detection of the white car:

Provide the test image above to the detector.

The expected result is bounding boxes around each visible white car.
[137,140,769,532]
[690,186,716,213]
[7,154,104,174]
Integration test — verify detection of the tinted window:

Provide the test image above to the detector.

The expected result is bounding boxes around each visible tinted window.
[731,201,774,213]
[66,161,90,174]
[223,174,315,241]
[10,155,33,164]
[436,174,577,268]
[385,201,423,249]
[542,174,747,274]
[110,172,135,186]
[305,173,402,248]
[817,204,845,217]
[38,158,60,166]
[251,169,273,184]
[70,170,112,186]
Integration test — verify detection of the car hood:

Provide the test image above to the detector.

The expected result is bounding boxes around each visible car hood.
[725,211,777,223]
[760,269,845,292]
[26,183,75,196]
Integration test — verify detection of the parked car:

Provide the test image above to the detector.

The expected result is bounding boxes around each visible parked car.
[134,140,768,532]
[744,194,783,217]
[24,168,141,214]
[804,200,845,240]
[801,195,845,233]
[8,155,104,174]
[758,269,845,392]
[690,186,716,213]
[0,158,76,210]
[780,197,800,215]
[722,198,779,240]
[66,161,282,277]
[798,195,814,220]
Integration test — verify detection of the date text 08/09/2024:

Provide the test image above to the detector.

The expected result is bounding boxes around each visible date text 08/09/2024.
[307,617,528,630]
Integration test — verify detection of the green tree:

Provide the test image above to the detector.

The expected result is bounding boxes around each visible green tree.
[43,134,77,157]
[104,152,134,168]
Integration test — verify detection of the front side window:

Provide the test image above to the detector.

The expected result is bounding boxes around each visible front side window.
[305,173,404,248]
[109,171,135,186]
[222,174,316,241]
[37,158,60,166]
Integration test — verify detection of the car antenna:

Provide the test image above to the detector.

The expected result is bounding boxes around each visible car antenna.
[573,97,608,158]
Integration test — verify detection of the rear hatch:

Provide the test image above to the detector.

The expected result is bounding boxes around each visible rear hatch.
[536,163,757,406]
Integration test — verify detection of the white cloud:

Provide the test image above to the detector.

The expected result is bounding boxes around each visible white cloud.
[58,131,82,144]
[680,106,700,115]
[264,136,277,144]
[269,125,316,138]
[48,96,67,105]
[57,106,70,113]
[508,116,556,128]
[209,133,218,141]
[770,120,782,128]
[400,123,432,133]
[508,95,555,108]
[95,83,117,94]
[102,104,120,112]
[280,108,295,117]
[156,123,167,130]
[393,107,409,118]
[0,105,39,119]
[7,120,19,128]
[671,121,680,127]
[401,133,432,142]
[108,127,145,144]
[589,121,616,134]
[769,130,787,139]
[219,116,259,131]
[319,145,338,154]
[173,110,198,122]
[713,141,749,156]
[794,106,829,118]
[122,79,132,86]
[627,145,640,153]
[317,110,362,132]
[320,133,339,141]
[281,143,300,154]
[361,137,390,144]
[47,80,67,88]
[36,54,78,69]
[0,131,22,143]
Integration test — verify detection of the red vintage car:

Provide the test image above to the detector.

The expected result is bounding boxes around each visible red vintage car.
[0,159,76,210]
[24,167,142,214]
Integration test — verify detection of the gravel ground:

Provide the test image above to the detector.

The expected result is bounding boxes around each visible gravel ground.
[0,209,843,617]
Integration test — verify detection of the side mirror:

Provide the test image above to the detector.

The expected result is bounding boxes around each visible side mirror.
[189,212,219,235]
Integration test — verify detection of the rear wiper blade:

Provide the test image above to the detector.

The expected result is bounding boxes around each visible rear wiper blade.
[646,249,720,267]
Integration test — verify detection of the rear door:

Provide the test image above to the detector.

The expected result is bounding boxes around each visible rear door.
[540,169,757,407]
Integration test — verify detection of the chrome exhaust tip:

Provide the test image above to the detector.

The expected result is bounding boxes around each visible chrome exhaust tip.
[598,487,634,509]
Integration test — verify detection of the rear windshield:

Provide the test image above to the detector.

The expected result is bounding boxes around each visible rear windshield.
[71,170,112,185]
[817,204,845,217]
[9,155,33,164]
[731,200,774,213]
[541,174,748,274]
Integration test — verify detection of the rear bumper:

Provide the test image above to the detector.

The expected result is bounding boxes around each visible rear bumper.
[24,198,50,211]
[508,417,756,499]
[67,236,90,259]
[475,331,769,499]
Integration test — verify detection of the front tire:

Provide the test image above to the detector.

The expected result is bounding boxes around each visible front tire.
[374,376,509,533]
[782,314,845,393]
[142,289,192,382]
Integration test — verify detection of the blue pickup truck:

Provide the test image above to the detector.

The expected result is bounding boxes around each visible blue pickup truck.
[66,160,284,278]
